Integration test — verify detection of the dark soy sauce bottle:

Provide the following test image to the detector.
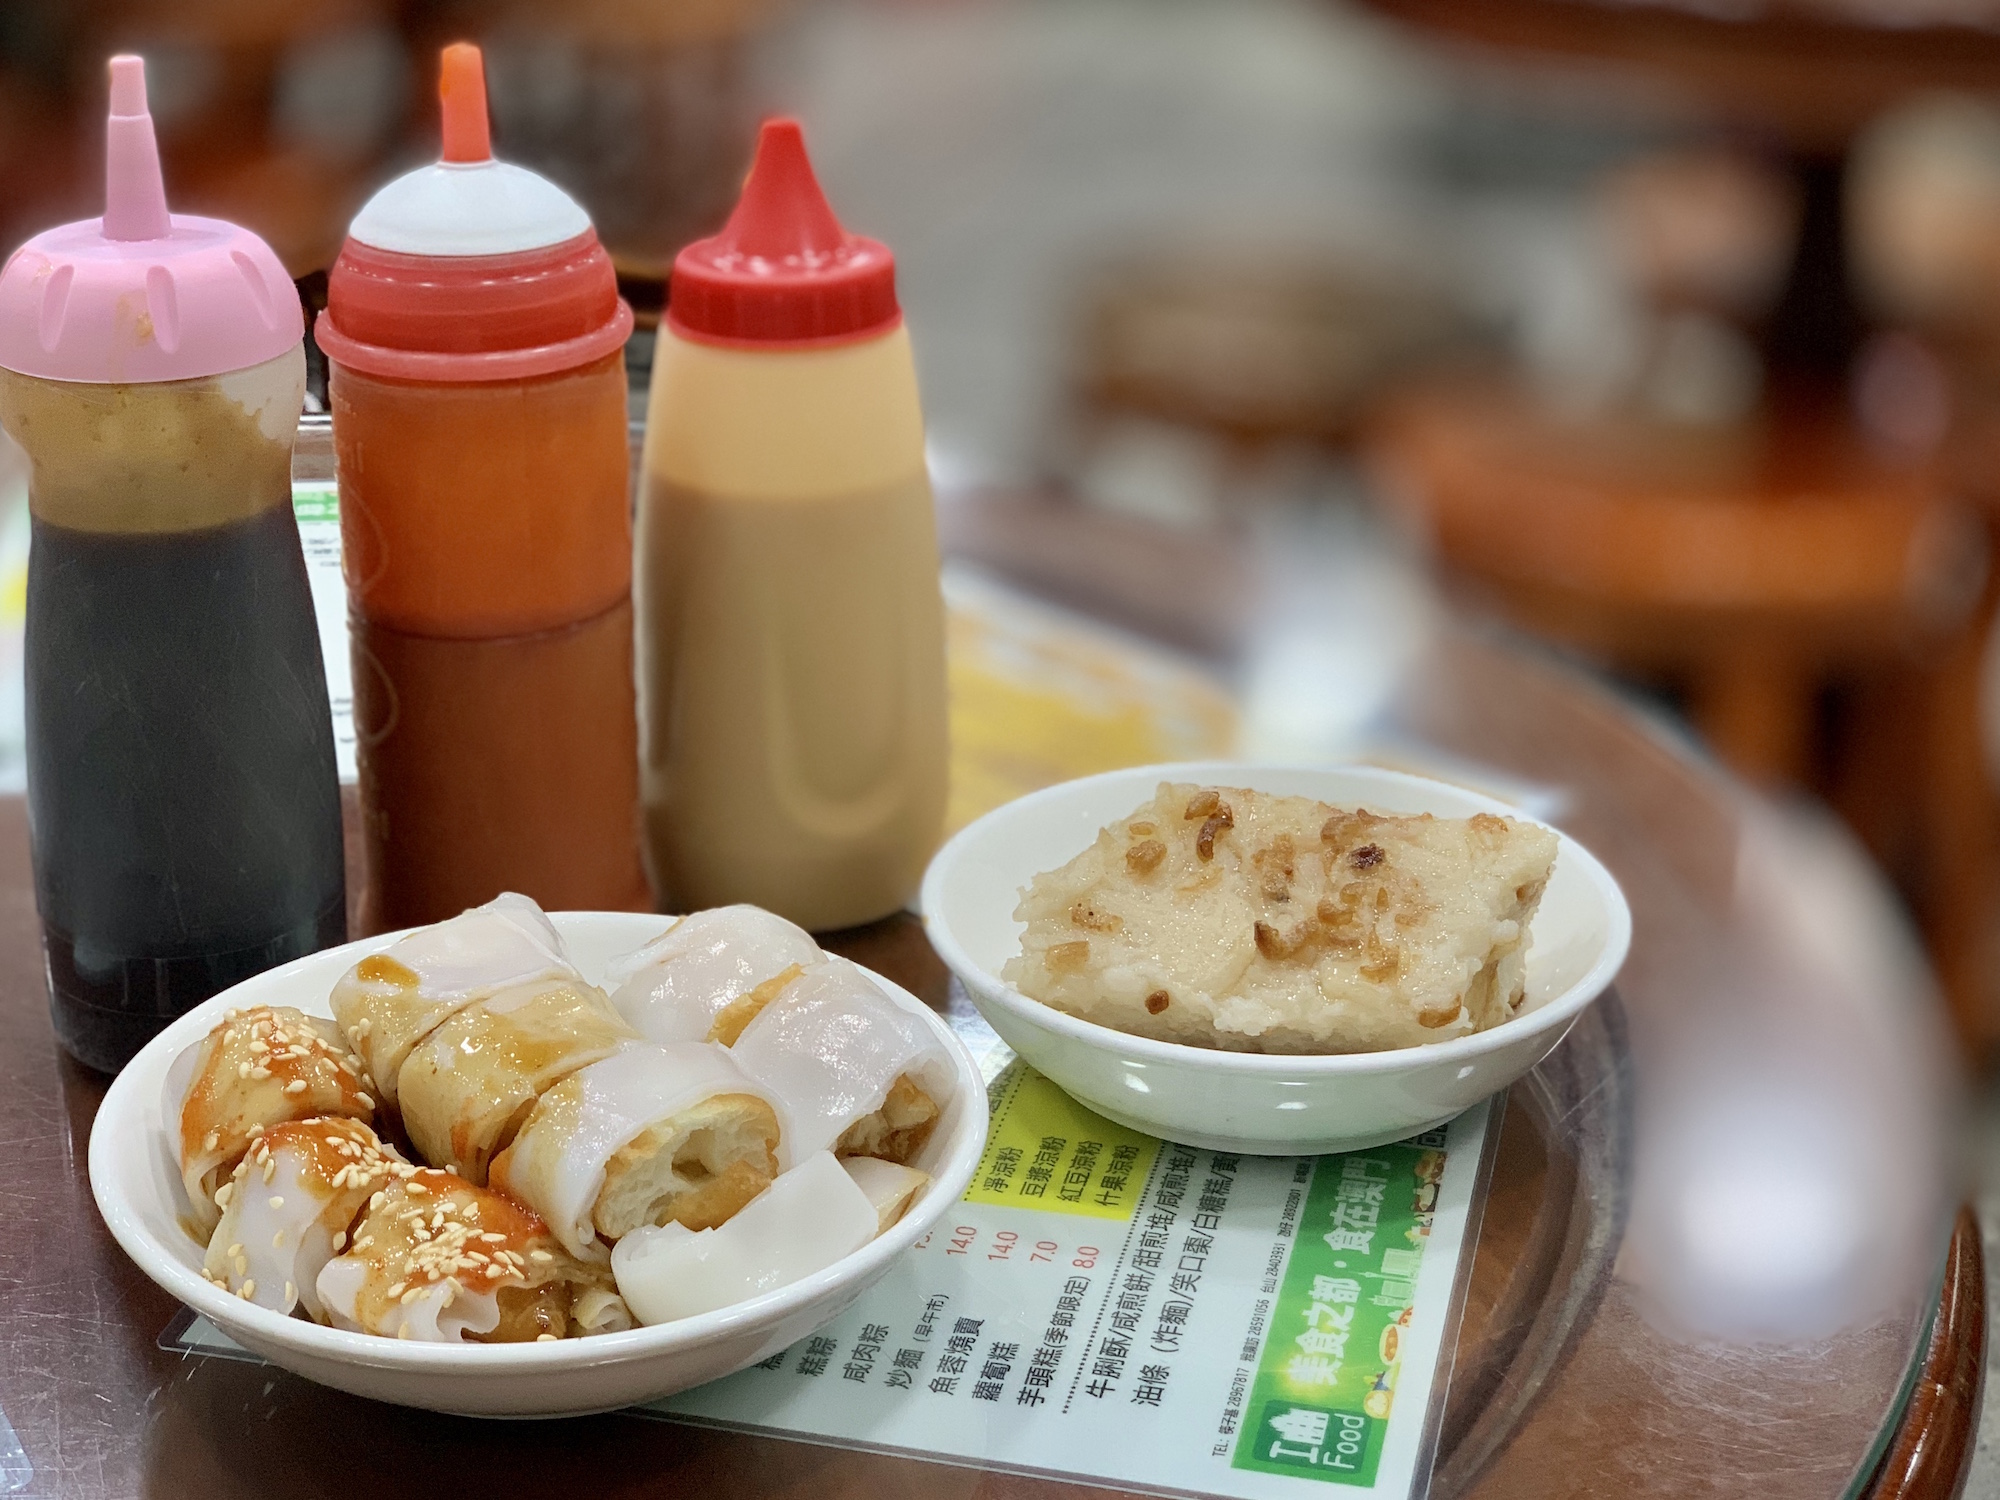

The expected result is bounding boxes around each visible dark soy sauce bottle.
[0,56,344,1071]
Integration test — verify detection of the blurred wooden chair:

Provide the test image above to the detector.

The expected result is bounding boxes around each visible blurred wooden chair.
[1366,375,1998,1047]
[1061,249,1482,534]
[1355,0,2000,1066]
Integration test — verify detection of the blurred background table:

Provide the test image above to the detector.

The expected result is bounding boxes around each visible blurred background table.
[0,482,1978,1500]
[1346,0,2000,1057]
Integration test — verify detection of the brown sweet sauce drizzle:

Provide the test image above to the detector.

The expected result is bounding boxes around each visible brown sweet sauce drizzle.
[356,955,421,987]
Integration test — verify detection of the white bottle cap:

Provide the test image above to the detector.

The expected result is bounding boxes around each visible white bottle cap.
[347,158,592,258]
[346,46,591,258]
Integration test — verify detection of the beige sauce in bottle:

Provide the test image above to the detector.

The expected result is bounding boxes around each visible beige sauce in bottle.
[637,325,948,929]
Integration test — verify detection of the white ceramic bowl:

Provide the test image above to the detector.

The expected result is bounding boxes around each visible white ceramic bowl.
[89,912,987,1418]
[922,762,1629,1155]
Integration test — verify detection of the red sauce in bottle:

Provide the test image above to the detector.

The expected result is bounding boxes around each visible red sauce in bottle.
[318,44,647,928]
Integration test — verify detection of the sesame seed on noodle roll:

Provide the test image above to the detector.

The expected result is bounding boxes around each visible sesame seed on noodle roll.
[169,1005,376,1239]
[201,1117,411,1321]
[315,1170,625,1342]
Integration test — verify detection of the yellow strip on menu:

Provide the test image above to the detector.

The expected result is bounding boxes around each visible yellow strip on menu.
[964,1062,1161,1222]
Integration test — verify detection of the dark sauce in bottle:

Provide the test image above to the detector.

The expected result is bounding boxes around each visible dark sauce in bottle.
[4,356,345,1072]
[27,504,345,1069]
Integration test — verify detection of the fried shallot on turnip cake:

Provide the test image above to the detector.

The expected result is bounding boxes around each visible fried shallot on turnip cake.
[1004,782,1558,1053]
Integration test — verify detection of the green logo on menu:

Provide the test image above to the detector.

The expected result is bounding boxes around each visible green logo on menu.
[1231,1133,1447,1487]
[1246,1402,1376,1479]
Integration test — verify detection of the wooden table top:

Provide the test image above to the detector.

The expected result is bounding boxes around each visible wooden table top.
[0,484,1979,1499]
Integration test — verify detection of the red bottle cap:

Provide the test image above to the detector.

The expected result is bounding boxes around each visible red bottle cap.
[317,43,632,383]
[668,119,899,349]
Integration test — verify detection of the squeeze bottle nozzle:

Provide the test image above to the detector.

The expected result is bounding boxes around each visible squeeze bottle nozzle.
[439,42,493,164]
[103,55,170,242]
[723,120,847,263]
[317,42,630,382]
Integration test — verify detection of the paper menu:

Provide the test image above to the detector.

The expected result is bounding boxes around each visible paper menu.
[644,1060,1492,1499]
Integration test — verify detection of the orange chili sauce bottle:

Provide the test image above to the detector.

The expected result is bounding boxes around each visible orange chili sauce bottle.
[317,43,648,928]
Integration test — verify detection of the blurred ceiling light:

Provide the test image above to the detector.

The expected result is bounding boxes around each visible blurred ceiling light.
[1673,1099,1868,1297]
[1632,1050,1927,1341]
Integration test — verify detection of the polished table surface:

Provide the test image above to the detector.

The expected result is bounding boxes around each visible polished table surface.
[0,486,1980,1499]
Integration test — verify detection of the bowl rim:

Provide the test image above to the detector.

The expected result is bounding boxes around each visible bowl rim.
[88,911,989,1373]
[920,759,1632,1076]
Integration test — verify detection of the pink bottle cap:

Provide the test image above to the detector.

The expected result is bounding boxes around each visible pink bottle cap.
[0,55,302,385]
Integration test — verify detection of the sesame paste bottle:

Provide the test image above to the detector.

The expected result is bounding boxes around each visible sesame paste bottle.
[639,119,949,930]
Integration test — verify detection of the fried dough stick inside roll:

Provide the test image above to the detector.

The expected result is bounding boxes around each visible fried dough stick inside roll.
[316,1170,628,1342]
[490,1042,781,1258]
[397,979,637,1184]
[170,1005,375,1238]
[729,961,955,1168]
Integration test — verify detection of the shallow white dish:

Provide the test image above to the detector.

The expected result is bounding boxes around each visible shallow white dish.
[921,761,1629,1155]
[89,912,987,1418]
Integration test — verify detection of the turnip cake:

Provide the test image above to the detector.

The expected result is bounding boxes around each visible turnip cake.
[1004,782,1559,1053]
